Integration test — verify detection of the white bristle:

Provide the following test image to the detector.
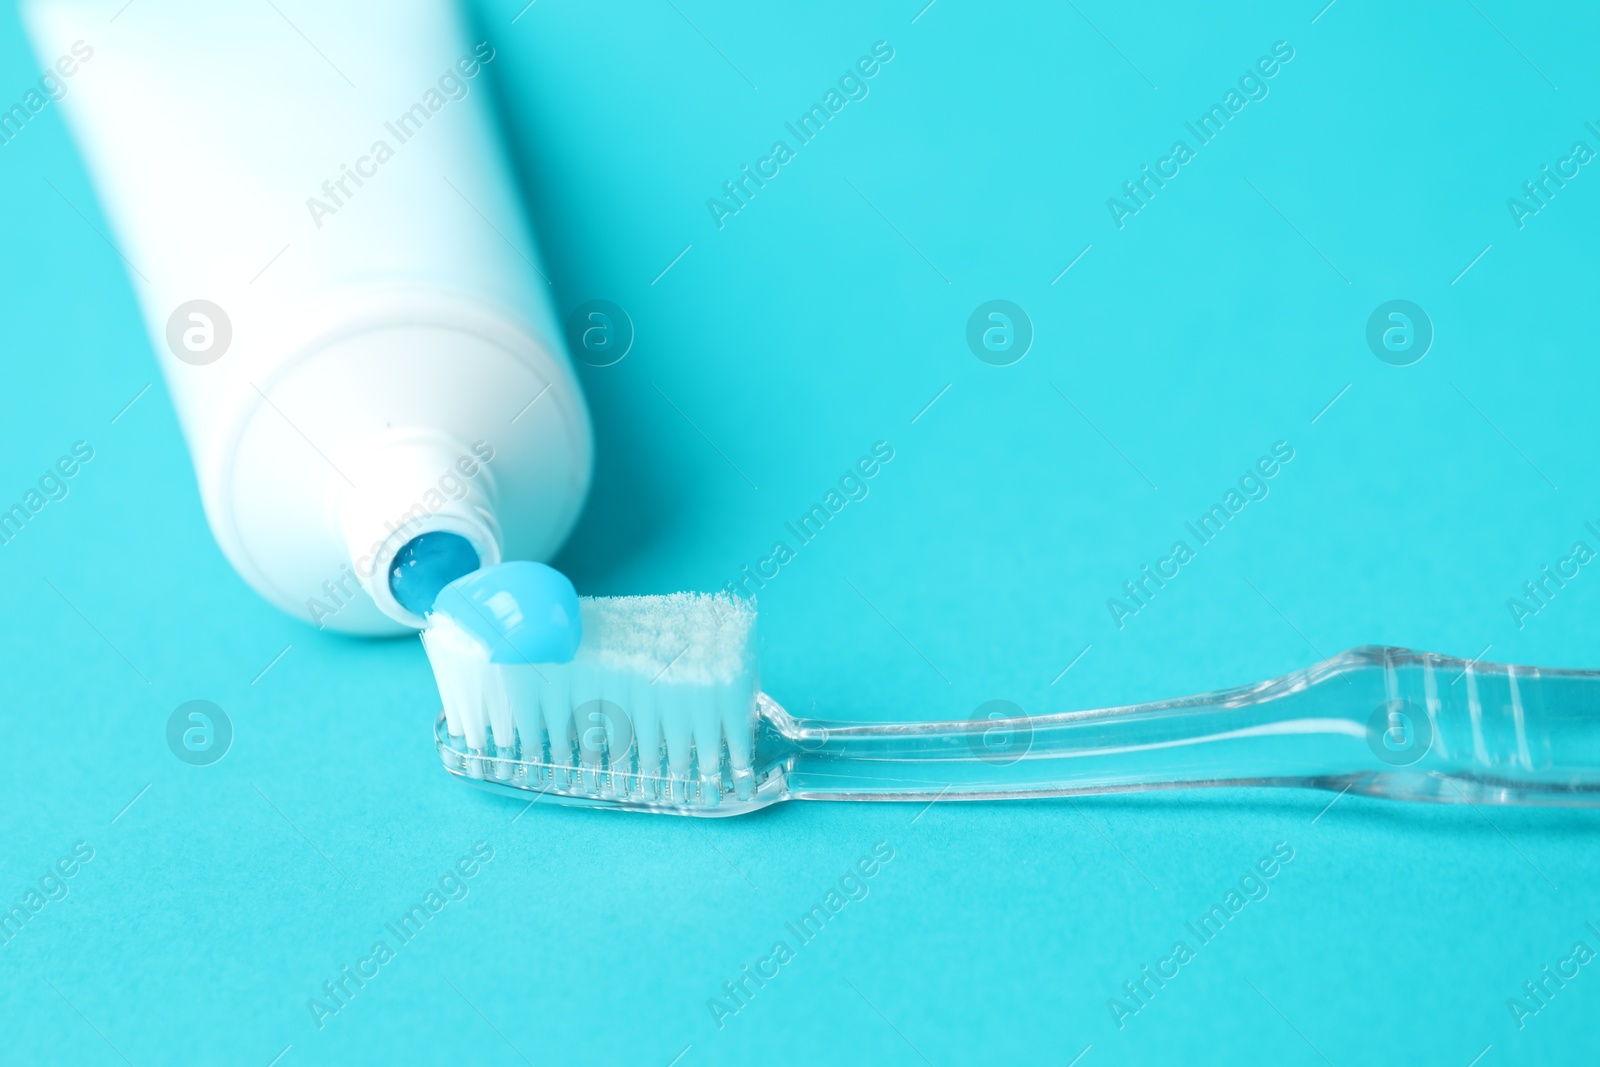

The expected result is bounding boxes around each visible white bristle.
[423,592,760,804]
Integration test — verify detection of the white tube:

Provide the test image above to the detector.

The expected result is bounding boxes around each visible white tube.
[24,0,592,635]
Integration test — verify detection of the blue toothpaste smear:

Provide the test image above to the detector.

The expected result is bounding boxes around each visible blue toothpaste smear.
[429,560,582,664]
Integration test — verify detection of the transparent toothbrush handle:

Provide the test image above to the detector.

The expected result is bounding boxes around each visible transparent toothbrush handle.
[770,648,1600,807]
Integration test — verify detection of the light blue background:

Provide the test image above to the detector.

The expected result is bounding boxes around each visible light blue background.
[2,0,1598,1063]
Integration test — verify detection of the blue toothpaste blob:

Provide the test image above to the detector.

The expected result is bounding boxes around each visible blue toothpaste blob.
[430,560,582,664]
[389,531,481,616]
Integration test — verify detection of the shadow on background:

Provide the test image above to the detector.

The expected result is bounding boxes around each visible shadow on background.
[468,3,676,593]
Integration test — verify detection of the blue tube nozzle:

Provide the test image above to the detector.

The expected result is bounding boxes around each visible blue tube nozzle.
[388,532,481,617]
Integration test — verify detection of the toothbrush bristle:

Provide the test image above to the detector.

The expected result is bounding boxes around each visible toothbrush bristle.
[422,592,760,807]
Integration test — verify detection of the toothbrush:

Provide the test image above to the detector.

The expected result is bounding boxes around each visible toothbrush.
[421,587,1600,816]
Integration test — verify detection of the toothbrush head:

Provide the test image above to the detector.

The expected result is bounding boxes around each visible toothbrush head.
[422,592,777,814]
